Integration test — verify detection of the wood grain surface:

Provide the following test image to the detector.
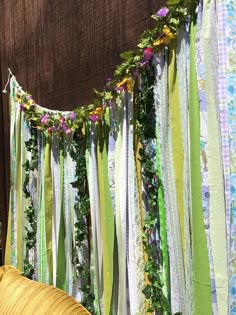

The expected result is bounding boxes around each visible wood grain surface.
[0,0,161,262]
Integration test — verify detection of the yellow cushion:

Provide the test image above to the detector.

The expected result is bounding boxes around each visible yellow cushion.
[0,265,91,315]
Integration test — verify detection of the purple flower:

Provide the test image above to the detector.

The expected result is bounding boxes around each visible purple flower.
[139,60,149,68]
[157,7,169,17]
[106,77,112,84]
[114,85,125,92]
[20,103,25,112]
[26,95,32,100]
[132,69,139,78]
[41,114,49,124]
[69,112,76,121]
[108,100,113,108]
[143,47,153,61]
[60,123,68,131]
[89,114,100,122]
[202,185,210,201]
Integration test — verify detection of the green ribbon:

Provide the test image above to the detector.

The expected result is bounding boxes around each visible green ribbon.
[97,121,114,315]
[44,136,53,284]
[56,144,66,290]
[189,19,212,315]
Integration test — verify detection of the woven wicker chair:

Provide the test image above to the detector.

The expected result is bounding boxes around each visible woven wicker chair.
[0,265,91,315]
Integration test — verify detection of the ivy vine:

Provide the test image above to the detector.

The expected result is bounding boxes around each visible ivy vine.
[70,128,95,314]
[22,126,38,279]
[136,65,170,313]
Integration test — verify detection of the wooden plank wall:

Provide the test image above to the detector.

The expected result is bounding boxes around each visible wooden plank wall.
[0,0,161,263]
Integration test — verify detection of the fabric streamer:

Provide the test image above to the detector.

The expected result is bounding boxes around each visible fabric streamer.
[226,0,236,312]
[97,121,115,315]
[127,91,146,315]
[159,46,184,314]
[114,94,128,315]
[176,25,193,315]
[189,18,212,315]
[202,0,228,314]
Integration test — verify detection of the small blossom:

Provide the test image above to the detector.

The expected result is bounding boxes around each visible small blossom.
[69,112,76,121]
[157,7,169,17]
[89,114,100,122]
[108,100,113,108]
[47,127,53,133]
[114,85,125,92]
[65,128,72,134]
[143,47,153,61]
[132,68,139,77]
[106,77,112,84]
[60,123,68,131]
[20,104,25,112]
[26,95,32,100]
[60,116,66,124]
[139,60,149,67]
[41,114,49,124]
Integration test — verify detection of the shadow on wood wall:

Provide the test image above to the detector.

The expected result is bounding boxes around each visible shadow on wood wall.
[0,0,161,263]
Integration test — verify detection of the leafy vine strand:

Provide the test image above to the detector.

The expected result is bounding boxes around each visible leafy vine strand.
[136,66,170,313]
[22,126,38,279]
[70,128,95,314]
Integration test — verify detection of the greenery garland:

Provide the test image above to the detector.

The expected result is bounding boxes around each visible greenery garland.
[70,128,95,314]
[14,0,196,133]
[22,126,38,279]
[135,67,170,313]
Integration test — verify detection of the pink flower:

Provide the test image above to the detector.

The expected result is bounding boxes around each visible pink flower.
[60,116,65,124]
[157,7,169,17]
[69,112,76,121]
[41,114,49,124]
[65,128,72,134]
[89,114,100,122]
[143,47,153,61]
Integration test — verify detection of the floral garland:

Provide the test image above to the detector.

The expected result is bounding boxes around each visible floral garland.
[70,128,95,314]
[22,127,38,279]
[14,1,196,133]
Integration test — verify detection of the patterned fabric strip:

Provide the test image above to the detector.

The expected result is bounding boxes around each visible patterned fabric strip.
[216,1,231,270]
[127,91,146,314]
[168,43,187,314]
[195,2,218,312]
[176,26,193,315]
[202,0,228,314]
[153,52,169,300]
[225,0,236,312]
